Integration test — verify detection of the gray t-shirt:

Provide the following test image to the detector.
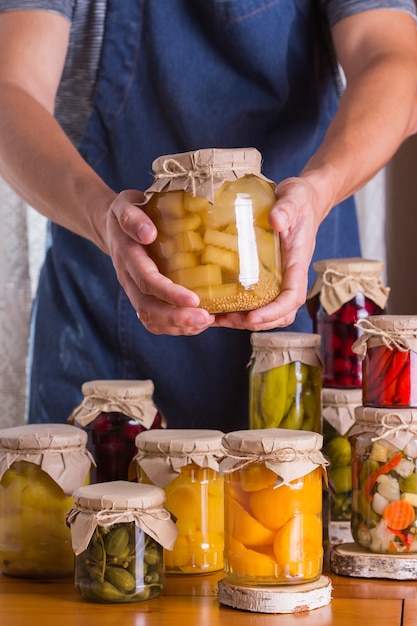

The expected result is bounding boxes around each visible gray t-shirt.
[0,0,416,145]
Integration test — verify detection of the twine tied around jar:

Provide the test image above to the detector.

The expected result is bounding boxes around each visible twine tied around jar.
[354,318,416,353]
[371,411,417,442]
[154,157,252,197]
[322,268,384,291]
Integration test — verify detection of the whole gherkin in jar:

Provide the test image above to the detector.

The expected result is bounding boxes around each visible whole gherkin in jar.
[249,332,323,433]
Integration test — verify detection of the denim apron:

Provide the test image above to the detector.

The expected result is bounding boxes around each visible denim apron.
[28,0,360,427]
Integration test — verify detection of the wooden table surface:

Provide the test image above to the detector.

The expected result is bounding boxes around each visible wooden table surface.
[1,557,416,626]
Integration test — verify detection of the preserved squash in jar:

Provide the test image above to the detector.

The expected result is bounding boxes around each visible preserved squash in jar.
[67,481,177,603]
[0,424,92,578]
[307,258,389,388]
[142,148,282,313]
[219,429,328,586]
[249,331,322,433]
[134,429,224,574]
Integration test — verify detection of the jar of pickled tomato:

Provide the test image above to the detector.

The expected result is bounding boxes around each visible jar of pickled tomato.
[352,315,417,407]
[307,258,389,389]
[249,331,323,433]
[134,429,224,574]
[322,387,361,544]
[67,481,177,603]
[219,428,328,586]
[69,379,164,483]
[349,406,417,554]
[0,423,93,578]
[142,148,282,313]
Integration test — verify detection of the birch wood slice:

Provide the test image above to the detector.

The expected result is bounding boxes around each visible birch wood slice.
[330,542,417,579]
[328,521,353,545]
[217,575,332,613]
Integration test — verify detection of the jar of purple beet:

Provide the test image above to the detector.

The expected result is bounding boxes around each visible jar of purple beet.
[306,258,389,389]
[69,380,164,483]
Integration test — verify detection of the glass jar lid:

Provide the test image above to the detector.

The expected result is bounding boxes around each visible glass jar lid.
[67,481,178,555]
[68,379,159,427]
[353,315,417,357]
[219,428,328,484]
[322,388,362,436]
[351,405,417,451]
[0,423,93,495]
[249,331,322,372]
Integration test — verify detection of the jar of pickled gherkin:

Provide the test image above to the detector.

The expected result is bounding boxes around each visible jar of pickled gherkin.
[67,481,177,603]
[249,331,323,433]
[322,388,361,544]
[219,428,328,586]
[349,406,417,554]
[69,380,164,483]
[0,424,93,578]
[142,148,281,313]
[134,429,224,574]
[352,316,417,407]
[307,258,389,389]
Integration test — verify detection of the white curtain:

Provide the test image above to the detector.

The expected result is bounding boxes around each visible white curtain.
[0,173,386,429]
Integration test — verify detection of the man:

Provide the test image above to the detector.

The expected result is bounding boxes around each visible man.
[0,1,416,429]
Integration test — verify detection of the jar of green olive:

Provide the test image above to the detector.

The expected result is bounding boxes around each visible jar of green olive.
[67,481,177,603]
[350,406,417,554]
[322,387,361,544]
[0,424,93,578]
[142,148,282,313]
[249,331,323,433]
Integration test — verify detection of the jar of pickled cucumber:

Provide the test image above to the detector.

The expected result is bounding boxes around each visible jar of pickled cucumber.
[249,331,323,433]
[322,388,361,544]
[142,148,281,313]
[134,429,224,574]
[307,258,389,389]
[352,316,417,408]
[67,481,177,603]
[350,406,417,554]
[219,428,328,586]
[0,423,93,578]
[69,380,164,483]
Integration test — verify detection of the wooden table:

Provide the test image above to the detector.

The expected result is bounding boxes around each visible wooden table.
[1,559,416,626]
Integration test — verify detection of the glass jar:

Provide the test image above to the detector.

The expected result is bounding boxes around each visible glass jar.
[0,424,93,578]
[134,429,224,574]
[219,428,328,586]
[322,388,361,544]
[249,331,322,433]
[307,258,389,389]
[67,481,177,603]
[142,148,281,313]
[69,379,164,483]
[350,406,417,554]
[352,315,417,407]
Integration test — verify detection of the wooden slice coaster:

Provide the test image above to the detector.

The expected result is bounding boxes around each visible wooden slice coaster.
[328,521,353,546]
[330,542,417,579]
[217,575,332,613]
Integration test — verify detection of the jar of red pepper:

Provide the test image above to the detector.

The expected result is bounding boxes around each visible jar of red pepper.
[307,258,389,389]
[69,380,164,483]
[352,315,417,408]
[349,405,417,554]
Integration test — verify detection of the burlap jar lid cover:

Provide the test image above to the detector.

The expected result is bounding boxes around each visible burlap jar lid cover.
[66,481,178,556]
[219,428,328,485]
[307,257,390,316]
[322,387,362,436]
[134,429,224,488]
[0,423,94,496]
[352,315,417,358]
[351,406,417,452]
[249,331,322,373]
[68,379,159,428]
[141,147,274,205]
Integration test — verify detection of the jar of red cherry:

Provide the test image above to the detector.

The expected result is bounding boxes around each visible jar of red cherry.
[69,380,164,483]
[352,315,417,407]
[307,258,389,389]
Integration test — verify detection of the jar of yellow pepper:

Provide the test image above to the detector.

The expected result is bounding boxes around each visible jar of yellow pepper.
[134,429,224,574]
[219,428,329,587]
[0,424,93,578]
[249,331,323,433]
